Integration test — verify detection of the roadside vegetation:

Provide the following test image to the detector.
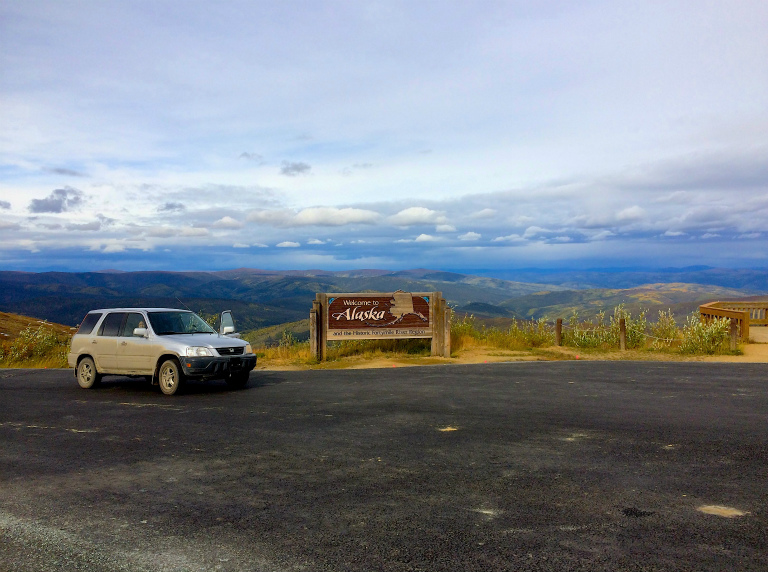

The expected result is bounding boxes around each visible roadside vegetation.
[0,313,72,368]
[451,305,736,356]
[0,306,743,369]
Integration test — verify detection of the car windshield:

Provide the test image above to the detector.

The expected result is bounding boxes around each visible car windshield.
[147,311,216,335]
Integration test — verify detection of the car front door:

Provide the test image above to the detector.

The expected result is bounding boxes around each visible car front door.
[93,312,125,372]
[117,312,156,374]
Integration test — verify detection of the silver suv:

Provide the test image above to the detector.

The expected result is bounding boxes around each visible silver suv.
[68,308,257,395]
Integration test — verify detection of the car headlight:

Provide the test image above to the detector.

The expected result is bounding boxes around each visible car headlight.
[186,346,213,357]
[245,343,253,354]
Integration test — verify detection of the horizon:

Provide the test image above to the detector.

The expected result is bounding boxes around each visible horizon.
[2,2,767,273]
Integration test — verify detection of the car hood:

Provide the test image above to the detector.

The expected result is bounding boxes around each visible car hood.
[157,334,247,348]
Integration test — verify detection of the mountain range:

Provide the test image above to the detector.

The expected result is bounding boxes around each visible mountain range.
[0,267,765,331]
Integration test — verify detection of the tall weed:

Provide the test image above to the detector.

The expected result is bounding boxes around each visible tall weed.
[0,322,70,367]
[679,313,731,354]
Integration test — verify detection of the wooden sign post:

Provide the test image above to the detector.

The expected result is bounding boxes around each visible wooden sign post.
[309,291,451,361]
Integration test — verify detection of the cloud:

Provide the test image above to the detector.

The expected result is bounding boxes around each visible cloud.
[179,227,210,237]
[307,238,326,245]
[0,220,22,230]
[588,230,615,241]
[43,167,86,177]
[616,205,645,222]
[471,208,496,219]
[388,207,447,227]
[66,221,102,231]
[294,207,379,226]
[239,152,263,162]
[248,207,380,227]
[523,226,549,239]
[415,234,437,242]
[458,231,481,241]
[436,224,456,233]
[0,201,10,210]
[212,216,243,229]
[28,187,84,213]
[492,234,525,243]
[281,161,311,176]
[277,241,301,247]
[158,202,186,213]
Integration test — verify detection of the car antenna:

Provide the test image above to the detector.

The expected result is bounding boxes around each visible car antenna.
[176,297,193,312]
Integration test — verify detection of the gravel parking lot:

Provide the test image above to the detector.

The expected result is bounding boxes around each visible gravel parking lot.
[1,362,766,571]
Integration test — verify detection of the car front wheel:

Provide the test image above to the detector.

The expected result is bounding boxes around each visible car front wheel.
[77,357,101,389]
[158,358,184,396]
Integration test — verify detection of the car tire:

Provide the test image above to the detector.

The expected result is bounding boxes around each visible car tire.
[77,357,101,389]
[226,372,250,389]
[158,358,184,396]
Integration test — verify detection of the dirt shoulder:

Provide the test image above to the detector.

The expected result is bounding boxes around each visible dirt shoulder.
[257,331,768,371]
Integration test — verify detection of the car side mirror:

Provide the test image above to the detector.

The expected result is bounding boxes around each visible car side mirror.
[133,327,148,337]
[222,326,235,335]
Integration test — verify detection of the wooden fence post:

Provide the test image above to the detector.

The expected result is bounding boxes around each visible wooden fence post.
[730,318,739,351]
[443,299,451,357]
[555,318,562,346]
[310,299,320,360]
[619,318,627,351]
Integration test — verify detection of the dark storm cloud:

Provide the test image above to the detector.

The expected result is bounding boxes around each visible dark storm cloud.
[28,187,84,213]
[281,161,311,176]
[158,202,186,212]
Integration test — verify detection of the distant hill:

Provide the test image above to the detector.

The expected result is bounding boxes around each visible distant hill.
[477,267,768,291]
[499,283,756,322]
[0,269,565,327]
[0,268,764,330]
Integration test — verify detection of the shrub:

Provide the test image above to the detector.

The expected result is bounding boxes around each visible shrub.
[649,309,679,349]
[609,304,647,349]
[0,322,70,367]
[565,311,611,348]
[679,313,731,354]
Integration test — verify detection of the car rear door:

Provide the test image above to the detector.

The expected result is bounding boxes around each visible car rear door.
[93,312,125,372]
[116,312,156,374]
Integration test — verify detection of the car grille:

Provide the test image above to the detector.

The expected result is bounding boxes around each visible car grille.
[217,347,244,356]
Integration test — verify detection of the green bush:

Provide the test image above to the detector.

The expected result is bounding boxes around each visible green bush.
[679,313,731,354]
[609,304,647,349]
[649,309,679,349]
[0,323,70,367]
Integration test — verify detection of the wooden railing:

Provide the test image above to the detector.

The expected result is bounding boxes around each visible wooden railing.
[699,301,768,339]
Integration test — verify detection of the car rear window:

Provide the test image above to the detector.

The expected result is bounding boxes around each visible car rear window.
[98,312,126,337]
[76,313,103,335]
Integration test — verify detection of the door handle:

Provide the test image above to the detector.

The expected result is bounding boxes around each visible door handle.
[120,341,127,346]
[91,340,97,344]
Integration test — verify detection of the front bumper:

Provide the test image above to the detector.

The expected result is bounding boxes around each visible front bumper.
[180,354,257,379]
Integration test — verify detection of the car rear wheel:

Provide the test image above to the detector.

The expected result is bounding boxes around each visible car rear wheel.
[77,357,101,389]
[158,358,184,395]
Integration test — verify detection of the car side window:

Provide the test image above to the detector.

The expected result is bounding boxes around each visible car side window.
[121,313,146,337]
[98,312,126,337]
[76,313,103,335]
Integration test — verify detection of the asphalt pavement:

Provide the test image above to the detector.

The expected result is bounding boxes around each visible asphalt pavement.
[1,362,766,571]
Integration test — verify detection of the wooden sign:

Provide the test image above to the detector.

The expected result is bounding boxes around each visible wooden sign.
[310,291,450,360]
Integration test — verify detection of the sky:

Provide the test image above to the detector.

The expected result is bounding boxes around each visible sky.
[1,0,767,274]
